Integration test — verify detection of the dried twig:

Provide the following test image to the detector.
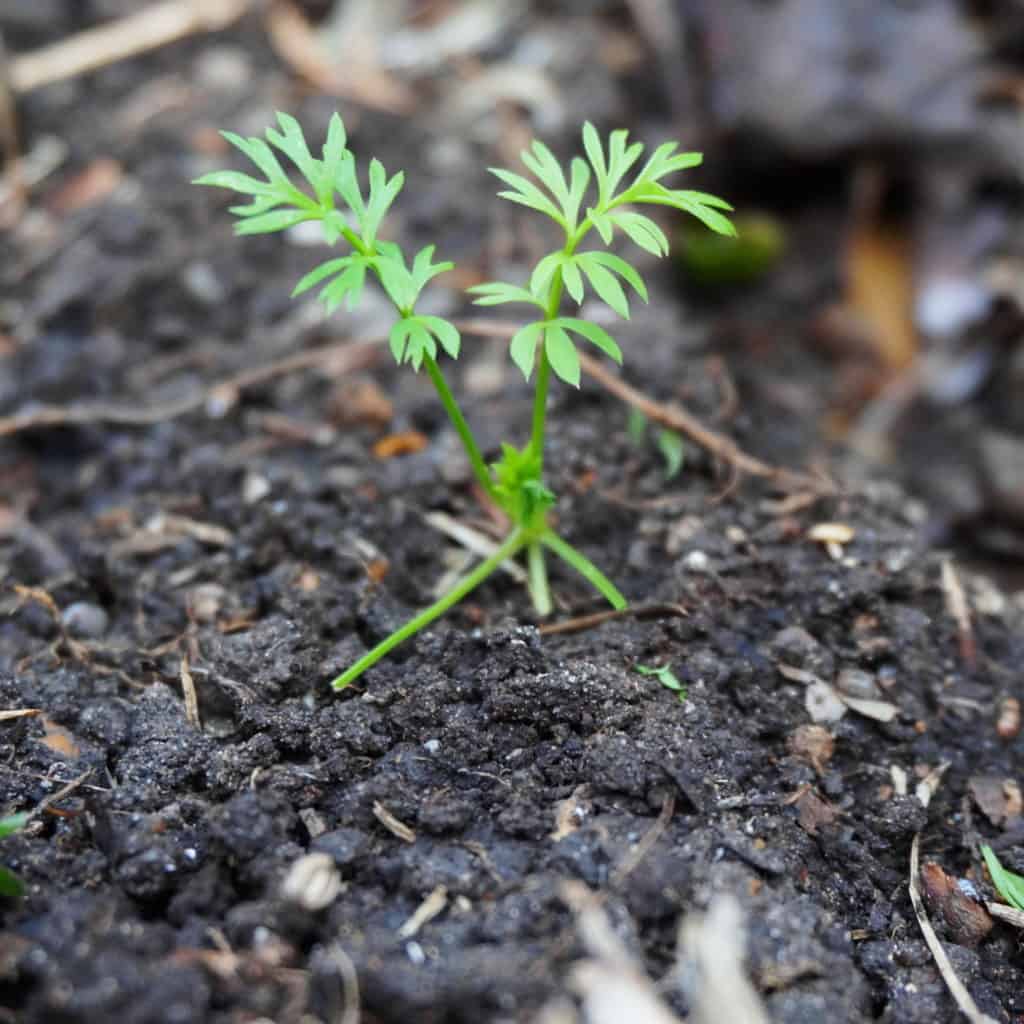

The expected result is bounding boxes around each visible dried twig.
[179,653,201,729]
[372,801,416,844]
[455,318,833,496]
[941,558,976,669]
[909,834,999,1024]
[610,792,675,886]
[0,337,381,437]
[8,0,252,93]
[538,602,688,637]
[396,885,448,940]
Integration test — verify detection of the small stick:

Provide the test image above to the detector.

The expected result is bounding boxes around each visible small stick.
[372,800,416,844]
[941,558,976,669]
[0,337,381,437]
[455,318,833,496]
[9,0,252,94]
[611,791,675,886]
[538,602,688,637]
[179,653,201,729]
[396,885,448,939]
[909,833,999,1024]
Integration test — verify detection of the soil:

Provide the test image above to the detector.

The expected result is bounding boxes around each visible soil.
[1,6,1023,1023]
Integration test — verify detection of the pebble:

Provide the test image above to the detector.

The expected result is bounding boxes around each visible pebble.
[835,667,881,701]
[682,550,710,573]
[61,601,109,639]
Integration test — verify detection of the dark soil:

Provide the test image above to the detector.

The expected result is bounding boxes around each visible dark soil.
[1,5,1022,1023]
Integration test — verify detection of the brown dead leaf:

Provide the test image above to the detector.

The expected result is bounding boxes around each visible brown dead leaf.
[787,724,835,774]
[372,430,429,459]
[38,716,81,758]
[845,208,917,372]
[328,377,393,428]
[49,158,122,213]
[920,861,993,947]
[788,786,839,835]
[969,775,1022,828]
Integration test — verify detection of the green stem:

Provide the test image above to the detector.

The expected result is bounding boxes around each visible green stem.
[541,529,627,610]
[529,351,552,467]
[330,528,527,690]
[527,541,552,616]
[423,354,497,500]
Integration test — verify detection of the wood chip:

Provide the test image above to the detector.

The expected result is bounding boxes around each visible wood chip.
[397,884,448,939]
[372,800,416,843]
[179,654,200,729]
[807,522,855,545]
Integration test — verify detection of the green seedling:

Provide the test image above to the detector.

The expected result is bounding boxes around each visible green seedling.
[981,844,1024,910]
[635,662,686,702]
[0,812,28,898]
[627,409,686,480]
[195,113,734,689]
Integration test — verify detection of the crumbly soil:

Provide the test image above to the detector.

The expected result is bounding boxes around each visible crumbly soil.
[1,7,1022,1023]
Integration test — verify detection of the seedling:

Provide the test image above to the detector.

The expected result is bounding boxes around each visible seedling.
[634,663,687,702]
[194,113,734,689]
[0,812,28,898]
[628,409,686,480]
[981,844,1024,910]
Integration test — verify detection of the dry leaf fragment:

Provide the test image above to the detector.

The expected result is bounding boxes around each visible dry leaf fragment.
[787,724,835,774]
[372,430,429,458]
[789,786,840,835]
[969,776,1022,828]
[920,861,993,947]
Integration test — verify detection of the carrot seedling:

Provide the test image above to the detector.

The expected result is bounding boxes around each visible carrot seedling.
[194,113,734,689]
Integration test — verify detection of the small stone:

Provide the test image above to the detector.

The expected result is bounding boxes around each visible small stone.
[683,550,710,573]
[61,601,109,639]
[769,626,835,679]
[243,472,271,505]
[835,667,881,701]
[423,739,441,754]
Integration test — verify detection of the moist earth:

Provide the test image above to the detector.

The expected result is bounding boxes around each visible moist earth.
[1,6,1023,1023]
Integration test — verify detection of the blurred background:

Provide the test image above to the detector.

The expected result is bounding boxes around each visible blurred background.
[3,0,1024,578]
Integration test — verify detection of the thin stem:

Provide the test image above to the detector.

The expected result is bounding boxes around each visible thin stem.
[541,529,627,610]
[423,354,497,500]
[529,257,569,467]
[331,528,527,690]
[527,541,552,616]
[529,351,552,467]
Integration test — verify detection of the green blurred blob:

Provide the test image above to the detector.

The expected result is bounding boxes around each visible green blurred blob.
[677,212,784,286]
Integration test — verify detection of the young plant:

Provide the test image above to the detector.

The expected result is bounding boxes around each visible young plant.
[981,844,1024,910]
[194,113,734,689]
[0,812,28,898]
